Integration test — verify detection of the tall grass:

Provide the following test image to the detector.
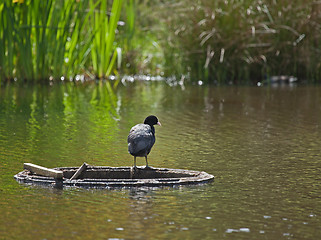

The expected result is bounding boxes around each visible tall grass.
[117,0,165,75]
[143,0,321,83]
[0,1,15,80]
[0,0,124,83]
[90,0,123,78]
[2,0,320,84]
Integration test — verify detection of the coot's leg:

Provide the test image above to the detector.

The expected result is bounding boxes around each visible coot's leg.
[134,156,137,168]
[145,156,149,168]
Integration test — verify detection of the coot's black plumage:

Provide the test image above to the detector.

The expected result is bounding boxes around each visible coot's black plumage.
[127,115,161,168]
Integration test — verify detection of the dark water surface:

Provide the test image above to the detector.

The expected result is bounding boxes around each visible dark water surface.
[1,82,321,239]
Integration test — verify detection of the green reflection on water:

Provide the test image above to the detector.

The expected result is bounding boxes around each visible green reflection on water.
[1,82,321,239]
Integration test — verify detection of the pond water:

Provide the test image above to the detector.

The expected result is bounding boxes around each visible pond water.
[1,81,321,239]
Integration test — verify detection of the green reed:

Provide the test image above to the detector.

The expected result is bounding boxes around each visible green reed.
[118,0,165,75]
[0,1,15,80]
[0,0,124,83]
[143,0,321,83]
[90,0,123,79]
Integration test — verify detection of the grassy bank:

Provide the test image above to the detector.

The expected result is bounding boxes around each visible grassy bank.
[1,0,320,84]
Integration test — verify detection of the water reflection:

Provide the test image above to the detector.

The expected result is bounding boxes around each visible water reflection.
[1,82,321,239]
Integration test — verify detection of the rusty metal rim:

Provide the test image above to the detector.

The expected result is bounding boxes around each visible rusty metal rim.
[14,166,214,188]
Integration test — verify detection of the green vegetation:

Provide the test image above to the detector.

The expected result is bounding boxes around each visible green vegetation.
[90,0,123,78]
[119,0,164,76]
[0,0,320,84]
[0,0,123,83]
[144,0,321,83]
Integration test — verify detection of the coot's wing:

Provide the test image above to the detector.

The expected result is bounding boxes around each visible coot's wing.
[127,124,155,156]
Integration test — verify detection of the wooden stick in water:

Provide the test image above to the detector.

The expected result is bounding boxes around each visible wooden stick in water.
[69,162,88,180]
[24,163,63,179]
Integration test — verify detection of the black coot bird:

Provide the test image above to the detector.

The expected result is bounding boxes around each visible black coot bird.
[127,115,161,168]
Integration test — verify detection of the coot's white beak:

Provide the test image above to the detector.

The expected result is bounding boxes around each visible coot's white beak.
[157,121,161,126]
